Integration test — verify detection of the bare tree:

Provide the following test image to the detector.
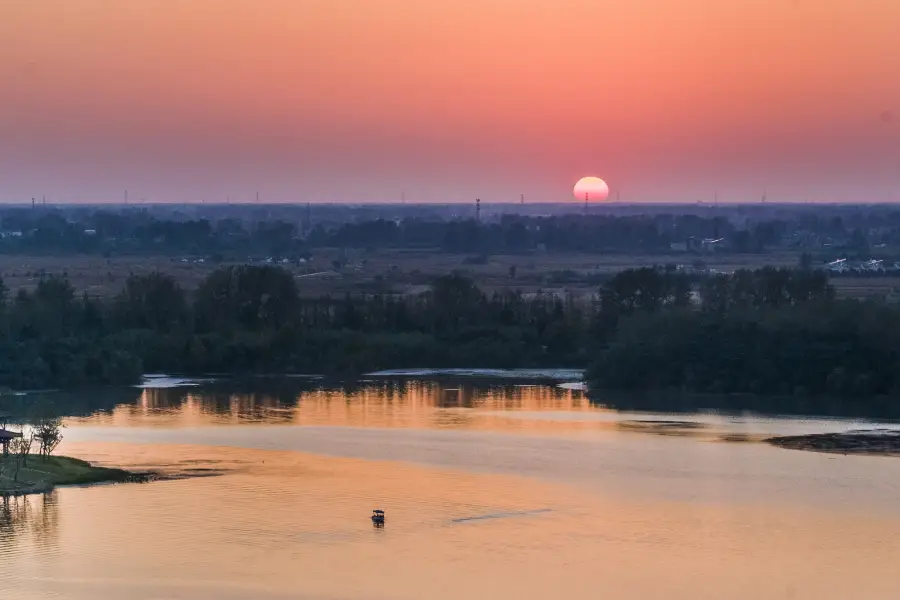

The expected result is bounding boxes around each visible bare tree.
[7,431,34,481]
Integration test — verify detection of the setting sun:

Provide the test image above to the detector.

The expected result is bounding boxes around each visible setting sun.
[573,177,610,202]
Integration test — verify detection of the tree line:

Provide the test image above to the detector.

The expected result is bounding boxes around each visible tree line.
[0,263,897,400]
[587,267,900,398]
[0,266,588,389]
[5,206,898,257]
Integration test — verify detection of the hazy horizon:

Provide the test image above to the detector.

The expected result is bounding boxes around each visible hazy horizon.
[2,1,899,204]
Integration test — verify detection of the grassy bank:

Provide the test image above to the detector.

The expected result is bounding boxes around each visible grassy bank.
[0,455,138,496]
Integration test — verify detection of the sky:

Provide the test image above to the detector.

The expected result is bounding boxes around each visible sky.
[1,0,899,204]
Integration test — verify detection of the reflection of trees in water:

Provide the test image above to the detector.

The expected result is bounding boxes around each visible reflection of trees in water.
[0,495,28,540]
[318,379,586,411]
[32,491,60,548]
[138,388,186,410]
[131,388,302,424]
[8,378,588,428]
[7,376,892,426]
[0,491,59,549]
[135,380,586,420]
[0,389,141,422]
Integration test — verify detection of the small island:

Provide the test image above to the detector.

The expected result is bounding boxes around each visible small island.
[0,455,145,496]
[2,411,150,497]
[767,430,900,457]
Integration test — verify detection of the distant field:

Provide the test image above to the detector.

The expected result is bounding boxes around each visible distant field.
[831,276,900,300]
[0,256,221,299]
[2,250,888,300]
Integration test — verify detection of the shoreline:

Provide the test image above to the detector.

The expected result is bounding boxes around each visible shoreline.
[766,430,900,457]
[1,455,156,497]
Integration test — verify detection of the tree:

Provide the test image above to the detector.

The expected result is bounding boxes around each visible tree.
[7,429,34,480]
[599,267,691,315]
[33,401,64,457]
[698,274,731,312]
[195,265,299,331]
[428,273,485,331]
[22,276,79,338]
[697,267,834,311]
[114,272,189,331]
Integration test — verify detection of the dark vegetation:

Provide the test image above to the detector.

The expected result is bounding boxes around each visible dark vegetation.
[767,431,900,455]
[0,266,589,389]
[4,203,900,259]
[1,255,898,402]
[586,267,900,398]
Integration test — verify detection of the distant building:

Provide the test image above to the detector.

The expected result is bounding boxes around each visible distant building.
[860,259,884,272]
[826,259,849,273]
[701,238,725,252]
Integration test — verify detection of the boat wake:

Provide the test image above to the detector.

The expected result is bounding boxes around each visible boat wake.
[451,508,552,524]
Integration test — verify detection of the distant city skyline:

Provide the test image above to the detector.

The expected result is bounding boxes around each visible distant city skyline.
[2,1,899,204]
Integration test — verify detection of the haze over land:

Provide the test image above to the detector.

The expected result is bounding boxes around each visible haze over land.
[2,0,900,203]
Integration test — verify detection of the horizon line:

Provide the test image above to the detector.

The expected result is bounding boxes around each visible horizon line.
[1,200,900,208]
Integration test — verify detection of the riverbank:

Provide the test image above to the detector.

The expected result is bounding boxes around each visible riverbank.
[0,455,150,496]
[767,430,900,456]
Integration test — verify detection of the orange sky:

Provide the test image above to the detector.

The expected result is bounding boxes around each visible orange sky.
[1,0,899,203]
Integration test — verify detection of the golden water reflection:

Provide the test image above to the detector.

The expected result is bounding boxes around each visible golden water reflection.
[72,381,605,435]
[8,379,900,599]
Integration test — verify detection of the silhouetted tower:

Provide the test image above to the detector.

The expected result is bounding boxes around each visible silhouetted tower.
[520,193,524,206]
[31,198,35,210]
[124,190,129,205]
[475,198,481,222]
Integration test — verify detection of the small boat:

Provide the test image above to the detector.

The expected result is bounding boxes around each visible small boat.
[371,509,385,525]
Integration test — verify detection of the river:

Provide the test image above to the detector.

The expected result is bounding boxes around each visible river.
[2,376,900,599]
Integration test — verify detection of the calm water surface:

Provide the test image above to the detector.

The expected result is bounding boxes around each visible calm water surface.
[3,378,900,599]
